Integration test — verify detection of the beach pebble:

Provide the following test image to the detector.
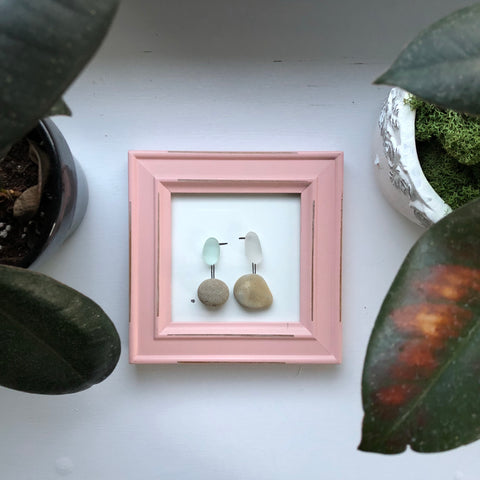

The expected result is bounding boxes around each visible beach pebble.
[234,274,273,310]
[197,278,229,307]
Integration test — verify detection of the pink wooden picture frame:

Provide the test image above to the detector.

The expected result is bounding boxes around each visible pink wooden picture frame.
[129,151,343,363]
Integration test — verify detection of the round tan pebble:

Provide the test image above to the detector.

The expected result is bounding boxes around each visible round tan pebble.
[197,278,229,307]
[233,274,273,310]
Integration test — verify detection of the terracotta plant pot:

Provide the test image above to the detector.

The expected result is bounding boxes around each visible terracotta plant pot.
[373,87,452,228]
[0,118,88,268]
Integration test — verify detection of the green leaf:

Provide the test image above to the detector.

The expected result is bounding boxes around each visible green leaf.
[0,0,119,152]
[375,3,480,114]
[47,98,72,117]
[360,197,480,453]
[0,265,120,394]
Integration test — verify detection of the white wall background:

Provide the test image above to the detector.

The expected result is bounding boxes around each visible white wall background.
[2,0,479,478]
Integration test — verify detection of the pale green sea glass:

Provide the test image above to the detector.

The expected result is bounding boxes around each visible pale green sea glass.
[245,231,262,264]
[202,237,220,265]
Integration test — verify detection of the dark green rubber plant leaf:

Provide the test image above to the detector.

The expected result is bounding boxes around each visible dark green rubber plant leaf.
[375,3,480,115]
[47,98,72,117]
[360,197,480,454]
[0,0,119,152]
[0,265,120,394]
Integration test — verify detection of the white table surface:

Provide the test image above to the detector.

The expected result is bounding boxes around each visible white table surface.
[1,1,478,479]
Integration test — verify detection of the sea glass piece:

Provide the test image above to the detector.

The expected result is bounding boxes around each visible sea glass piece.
[245,231,262,264]
[202,237,220,265]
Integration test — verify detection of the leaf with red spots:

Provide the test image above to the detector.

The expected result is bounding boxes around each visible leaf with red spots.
[359,198,480,454]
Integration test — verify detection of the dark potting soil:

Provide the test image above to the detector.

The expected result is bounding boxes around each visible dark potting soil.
[0,136,60,267]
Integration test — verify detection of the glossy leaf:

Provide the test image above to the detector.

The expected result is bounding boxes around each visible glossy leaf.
[47,98,72,117]
[0,0,119,152]
[375,3,480,114]
[0,265,120,394]
[360,198,480,453]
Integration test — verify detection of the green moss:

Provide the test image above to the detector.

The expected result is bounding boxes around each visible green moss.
[406,96,480,209]
[416,139,480,209]
[407,96,480,166]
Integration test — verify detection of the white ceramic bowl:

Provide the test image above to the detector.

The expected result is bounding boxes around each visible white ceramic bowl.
[373,87,452,227]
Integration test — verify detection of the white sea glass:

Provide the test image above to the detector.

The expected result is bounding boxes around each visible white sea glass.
[245,231,262,264]
[202,237,220,265]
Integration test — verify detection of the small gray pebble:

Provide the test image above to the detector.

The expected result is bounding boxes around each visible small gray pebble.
[197,278,229,307]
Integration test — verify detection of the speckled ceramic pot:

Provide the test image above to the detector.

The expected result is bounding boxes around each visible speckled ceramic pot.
[373,87,452,228]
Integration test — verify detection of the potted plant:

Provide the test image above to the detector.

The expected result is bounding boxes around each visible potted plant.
[0,0,121,395]
[373,87,453,227]
[374,86,480,227]
[360,2,480,453]
[1,118,88,268]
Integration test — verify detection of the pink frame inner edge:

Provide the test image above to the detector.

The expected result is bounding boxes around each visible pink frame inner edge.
[129,151,343,364]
